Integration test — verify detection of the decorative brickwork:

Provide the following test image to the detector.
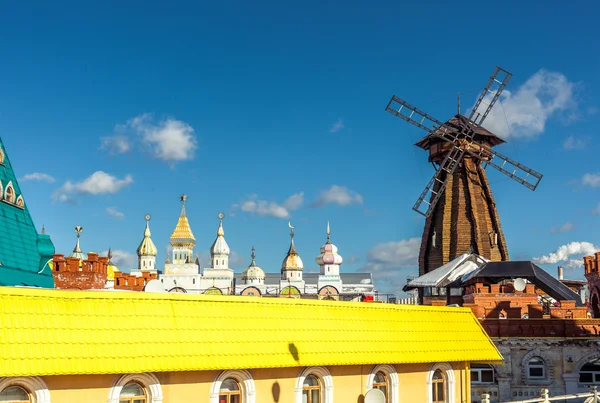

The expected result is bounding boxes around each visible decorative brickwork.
[584,252,600,317]
[51,253,108,290]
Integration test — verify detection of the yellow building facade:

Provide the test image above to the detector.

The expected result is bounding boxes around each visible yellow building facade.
[0,287,502,403]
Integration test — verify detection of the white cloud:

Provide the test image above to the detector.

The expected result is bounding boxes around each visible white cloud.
[582,173,600,188]
[106,113,198,163]
[359,237,421,296]
[52,171,133,202]
[532,241,600,268]
[21,172,55,183]
[236,192,304,219]
[105,207,125,220]
[311,185,363,207]
[563,135,589,150]
[130,113,197,162]
[101,249,136,270]
[550,221,574,234]
[100,135,131,154]
[329,118,345,133]
[592,203,600,216]
[472,69,576,139]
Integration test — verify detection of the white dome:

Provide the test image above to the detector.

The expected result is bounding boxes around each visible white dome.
[210,220,230,256]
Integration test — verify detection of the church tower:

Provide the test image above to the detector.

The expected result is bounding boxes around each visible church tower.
[164,195,199,275]
[280,222,305,296]
[316,221,343,298]
[210,212,230,270]
[136,214,157,272]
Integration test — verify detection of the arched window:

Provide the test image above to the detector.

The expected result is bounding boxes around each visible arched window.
[219,378,241,403]
[373,372,388,400]
[527,357,546,379]
[302,375,321,403]
[0,377,50,403]
[0,386,30,402]
[427,363,454,403]
[4,185,14,203]
[295,367,333,403]
[16,196,23,208]
[431,370,446,403]
[209,370,255,403]
[107,373,163,403]
[367,365,399,403]
[119,382,146,403]
[579,358,600,384]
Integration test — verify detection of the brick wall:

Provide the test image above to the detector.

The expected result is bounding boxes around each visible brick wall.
[51,253,109,290]
[114,271,157,291]
[584,252,600,317]
[463,281,588,321]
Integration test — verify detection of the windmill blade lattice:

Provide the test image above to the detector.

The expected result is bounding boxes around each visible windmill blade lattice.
[468,66,512,127]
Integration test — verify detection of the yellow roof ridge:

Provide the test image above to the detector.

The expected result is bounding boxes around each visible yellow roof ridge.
[0,286,503,377]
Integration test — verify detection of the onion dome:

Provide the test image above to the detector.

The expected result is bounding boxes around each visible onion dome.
[281,222,304,270]
[69,226,85,261]
[242,246,265,281]
[106,248,120,281]
[210,213,230,257]
[169,194,196,247]
[137,214,158,257]
[315,221,343,265]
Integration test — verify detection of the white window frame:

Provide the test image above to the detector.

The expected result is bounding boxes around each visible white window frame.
[365,364,399,403]
[0,376,51,403]
[527,357,546,380]
[470,364,495,384]
[107,373,163,403]
[426,363,455,403]
[209,370,256,403]
[295,366,333,403]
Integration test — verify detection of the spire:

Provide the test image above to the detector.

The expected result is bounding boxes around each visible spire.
[458,92,461,115]
[217,212,225,236]
[69,226,85,261]
[73,226,82,254]
[180,194,187,215]
[210,212,230,265]
[326,221,331,244]
[107,247,113,263]
[137,214,158,257]
[41,224,45,235]
[170,194,196,246]
[288,221,297,254]
[281,221,303,273]
[250,246,256,267]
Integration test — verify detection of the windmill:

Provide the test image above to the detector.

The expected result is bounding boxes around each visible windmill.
[385,66,543,275]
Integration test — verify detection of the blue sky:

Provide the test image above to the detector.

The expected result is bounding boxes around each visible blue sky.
[1,1,599,296]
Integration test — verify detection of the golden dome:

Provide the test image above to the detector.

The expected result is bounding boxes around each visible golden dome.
[137,216,158,257]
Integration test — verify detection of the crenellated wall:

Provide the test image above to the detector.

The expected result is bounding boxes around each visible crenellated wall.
[51,253,108,290]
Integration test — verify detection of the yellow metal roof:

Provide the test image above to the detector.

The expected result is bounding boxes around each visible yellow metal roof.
[0,287,502,377]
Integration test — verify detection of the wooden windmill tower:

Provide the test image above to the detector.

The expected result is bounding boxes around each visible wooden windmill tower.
[385,67,543,275]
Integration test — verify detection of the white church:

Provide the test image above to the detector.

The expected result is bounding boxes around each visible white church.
[118,195,375,300]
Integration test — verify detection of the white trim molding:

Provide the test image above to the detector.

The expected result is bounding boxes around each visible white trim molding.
[209,369,256,403]
[107,373,163,403]
[295,366,334,403]
[0,376,51,403]
[366,364,399,403]
[426,362,455,403]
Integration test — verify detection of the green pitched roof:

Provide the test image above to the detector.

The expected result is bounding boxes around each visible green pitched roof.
[0,137,54,288]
